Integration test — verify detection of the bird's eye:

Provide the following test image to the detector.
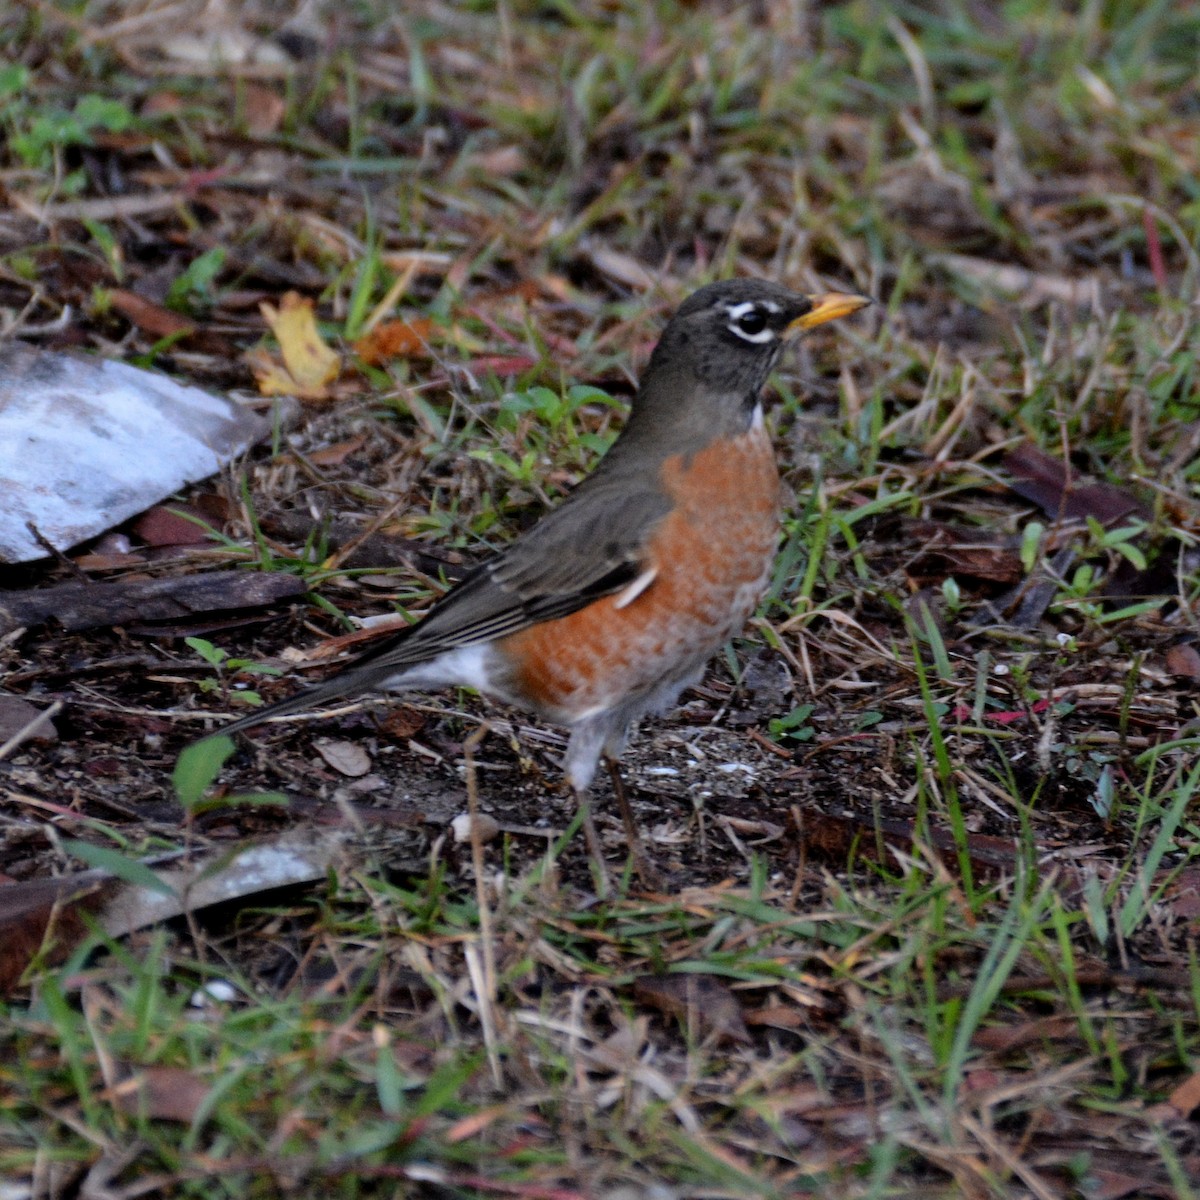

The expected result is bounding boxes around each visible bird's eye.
[736,309,768,336]
[723,300,778,343]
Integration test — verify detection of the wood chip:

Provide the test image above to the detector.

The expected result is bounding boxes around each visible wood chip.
[0,570,305,635]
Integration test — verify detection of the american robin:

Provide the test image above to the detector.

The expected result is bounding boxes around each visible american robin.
[214,280,869,854]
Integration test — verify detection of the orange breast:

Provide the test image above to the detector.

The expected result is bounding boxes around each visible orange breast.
[495,423,780,723]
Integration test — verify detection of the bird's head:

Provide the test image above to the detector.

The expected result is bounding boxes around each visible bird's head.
[634,279,871,430]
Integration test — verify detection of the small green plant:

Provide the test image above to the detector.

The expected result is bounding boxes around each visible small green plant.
[1050,520,1164,627]
[1086,516,1149,570]
[62,738,286,880]
[172,735,287,821]
[185,636,281,707]
[467,442,543,485]
[164,247,227,314]
[1050,561,1102,622]
[469,385,621,486]
[767,703,815,744]
[1019,520,1045,572]
[940,574,964,614]
[497,384,620,444]
[1,68,138,188]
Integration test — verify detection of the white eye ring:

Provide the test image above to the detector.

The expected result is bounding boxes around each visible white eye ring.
[723,300,778,344]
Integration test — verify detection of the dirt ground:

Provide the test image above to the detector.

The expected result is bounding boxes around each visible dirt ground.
[3,2,1200,1196]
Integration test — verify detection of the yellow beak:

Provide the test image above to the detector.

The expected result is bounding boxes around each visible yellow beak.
[787,291,872,334]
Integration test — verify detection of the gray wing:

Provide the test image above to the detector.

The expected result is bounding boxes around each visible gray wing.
[352,466,672,666]
[215,466,671,735]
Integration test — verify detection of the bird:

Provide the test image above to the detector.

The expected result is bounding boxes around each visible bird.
[212,279,870,869]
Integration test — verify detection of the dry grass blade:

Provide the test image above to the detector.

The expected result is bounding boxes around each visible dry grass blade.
[1,1,1199,1195]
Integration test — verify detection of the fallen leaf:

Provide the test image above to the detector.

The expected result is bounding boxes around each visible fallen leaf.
[131,504,213,548]
[1085,1169,1171,1200]
[1164,866,1200,921]
[632,974,751,1045]
[249,291,340,400]
[141,92,186,118]
[445,1104,510,1144]
[961,1069,1003,1093]
[107,1065,212,1123]
[352,318,435,366]
[304,435,368,467]
[971,1014,1080,1052]
[379,250,453,276]
[0,873,115,995]
[465,145,526,176]
[68,551,148,571]
[1004,441,1148,526]
[378,706,426,739]
[578,237,669,291]
[744,1004,805,1031]
[460,354,538,375]
[315,739,372,778]
[949,698,1051,726]
[99,828,353,941]
[903,519,1024,583]
[1165,643,1200,680]
[108,289,195,339]
[240,83,285,136]
[788,806,1026,875]
[1166,1069,1200,1119]
[161,29,292,67]
[1143,208,1168,293]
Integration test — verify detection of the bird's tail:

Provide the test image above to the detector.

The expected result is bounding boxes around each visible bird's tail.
[203,664,398,740]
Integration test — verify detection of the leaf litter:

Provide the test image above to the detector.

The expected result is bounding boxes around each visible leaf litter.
[1,2,1199,1197]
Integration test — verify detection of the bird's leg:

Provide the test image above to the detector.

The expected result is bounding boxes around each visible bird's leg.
[574,792,612,899]
[605,755,661,889]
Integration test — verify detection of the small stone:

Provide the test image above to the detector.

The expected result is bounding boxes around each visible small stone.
[451,812,501,844]
[190,979,238,1007]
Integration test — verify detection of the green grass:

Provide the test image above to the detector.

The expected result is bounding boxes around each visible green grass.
[2,0,1200,1195]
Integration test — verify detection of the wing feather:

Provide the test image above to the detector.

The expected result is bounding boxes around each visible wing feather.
[217,463,672,734]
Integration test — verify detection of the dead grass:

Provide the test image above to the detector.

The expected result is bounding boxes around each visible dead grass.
[1,1,1200,1196]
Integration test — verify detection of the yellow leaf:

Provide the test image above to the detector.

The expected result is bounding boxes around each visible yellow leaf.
[249,291,340,400]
